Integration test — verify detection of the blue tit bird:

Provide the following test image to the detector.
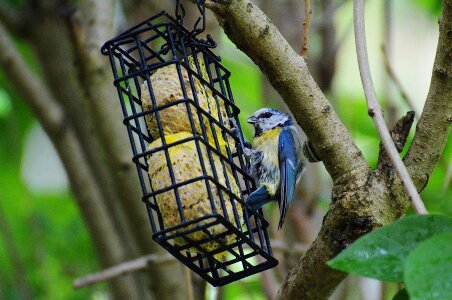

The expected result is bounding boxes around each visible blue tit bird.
[245,108,305,229]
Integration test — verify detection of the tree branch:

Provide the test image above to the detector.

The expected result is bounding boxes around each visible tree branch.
[301,0,312,59]
[74,253,175,289]
[207,0,369,184]
[73,239,307,290]
[353,0,427,214]
[404,0,452,190]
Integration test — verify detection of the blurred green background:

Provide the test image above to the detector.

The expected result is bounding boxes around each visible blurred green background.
[0,0,450,299]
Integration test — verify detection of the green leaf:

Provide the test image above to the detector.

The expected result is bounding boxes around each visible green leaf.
[327,215,452,282]
[393,289,410,300]
[404,233,452,300]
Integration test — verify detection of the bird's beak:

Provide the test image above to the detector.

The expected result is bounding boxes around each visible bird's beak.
[247,116,258,124]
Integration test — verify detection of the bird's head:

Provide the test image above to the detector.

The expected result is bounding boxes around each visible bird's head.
[247,108,292,137]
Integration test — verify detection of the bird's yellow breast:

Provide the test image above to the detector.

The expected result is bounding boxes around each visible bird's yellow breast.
[252,127,282,163]
[252,127,282,195]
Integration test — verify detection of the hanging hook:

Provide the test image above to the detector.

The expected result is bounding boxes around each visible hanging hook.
[191,0,206,36]
[175,0,207,36]
[175,0,186,26]
[174,0,216,48]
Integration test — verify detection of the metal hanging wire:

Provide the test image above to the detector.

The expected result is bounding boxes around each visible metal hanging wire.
[175,0,216,48]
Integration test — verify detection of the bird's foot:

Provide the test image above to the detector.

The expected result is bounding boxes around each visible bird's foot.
[242,146,256,159]
[228,117,240,136]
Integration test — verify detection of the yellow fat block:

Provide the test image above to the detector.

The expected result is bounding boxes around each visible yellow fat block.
[141,60,235,155]
[147,132,243,254]
[141,64,207,137]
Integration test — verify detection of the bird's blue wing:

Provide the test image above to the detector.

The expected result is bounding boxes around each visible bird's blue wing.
[246,185,272,212]
[278,129,297,229]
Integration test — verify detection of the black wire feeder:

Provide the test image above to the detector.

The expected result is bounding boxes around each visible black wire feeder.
[101,0,278,286]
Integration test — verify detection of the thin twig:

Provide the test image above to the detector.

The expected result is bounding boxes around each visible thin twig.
[73,240,308,289]
[353,0,427,214]
[73,253,175,289]
[381,45,420,118]
[301,0,312,59]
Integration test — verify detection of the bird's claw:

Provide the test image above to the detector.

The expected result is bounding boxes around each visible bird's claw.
[243,147,255,158]
[228,117,239,136]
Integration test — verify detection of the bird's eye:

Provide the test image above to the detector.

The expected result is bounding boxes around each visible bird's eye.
[260,112,273,119]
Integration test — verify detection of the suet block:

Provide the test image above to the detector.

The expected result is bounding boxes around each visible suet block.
[147,132,243,254]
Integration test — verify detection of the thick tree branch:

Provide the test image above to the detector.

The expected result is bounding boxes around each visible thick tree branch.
[0,20,149,300]
[207,0,369,185]
[353,0,427,214]
[404,0,452,190]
